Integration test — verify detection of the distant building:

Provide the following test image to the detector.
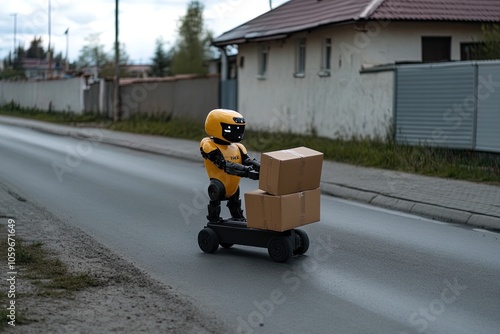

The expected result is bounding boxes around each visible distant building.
[122,64,151,78]
[21,58,64,80]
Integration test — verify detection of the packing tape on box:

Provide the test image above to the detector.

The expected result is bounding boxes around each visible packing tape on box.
[282,149,304,158]
[264,158,274,190]
[259,195,269,230]
[300,191,306,223]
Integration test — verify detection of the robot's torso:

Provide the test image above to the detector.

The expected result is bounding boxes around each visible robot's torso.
[200,137,246,197]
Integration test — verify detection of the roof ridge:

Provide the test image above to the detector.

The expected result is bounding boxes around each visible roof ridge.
[358,0,386,19]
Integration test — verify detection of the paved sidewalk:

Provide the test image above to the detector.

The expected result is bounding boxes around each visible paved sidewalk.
[1,115,499,230]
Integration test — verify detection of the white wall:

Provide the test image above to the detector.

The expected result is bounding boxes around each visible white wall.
[0,77,86,114]
[237,22,484,140]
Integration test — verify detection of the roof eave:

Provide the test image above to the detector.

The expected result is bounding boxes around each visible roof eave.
[212,38,247,47]
[212,20,356,46]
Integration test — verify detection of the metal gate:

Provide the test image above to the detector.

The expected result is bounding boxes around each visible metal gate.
[395,61,500,153]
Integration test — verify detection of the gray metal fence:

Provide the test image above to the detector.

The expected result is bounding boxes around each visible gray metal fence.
[476,63,500,152]
[395,61,500,153]
[84,75,219,122]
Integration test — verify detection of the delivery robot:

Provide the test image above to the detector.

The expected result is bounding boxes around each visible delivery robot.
[198,109,309,262]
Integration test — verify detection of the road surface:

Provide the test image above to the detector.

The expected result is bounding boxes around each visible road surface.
[1,124,499,334]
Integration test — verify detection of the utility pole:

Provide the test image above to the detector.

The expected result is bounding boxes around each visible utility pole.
[48,0,52,79]
[113,0,121,121]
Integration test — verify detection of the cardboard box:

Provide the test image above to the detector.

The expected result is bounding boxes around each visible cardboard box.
[245,188,320,232]
[259,147,323,196]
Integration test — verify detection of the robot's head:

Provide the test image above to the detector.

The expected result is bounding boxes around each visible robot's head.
[205,109,246,143]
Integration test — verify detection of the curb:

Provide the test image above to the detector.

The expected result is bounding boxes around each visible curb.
[321,183,500,231]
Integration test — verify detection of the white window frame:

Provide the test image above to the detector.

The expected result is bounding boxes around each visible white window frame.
[294,38,306,78]
[257,44,268,79]
[319,37,332,77]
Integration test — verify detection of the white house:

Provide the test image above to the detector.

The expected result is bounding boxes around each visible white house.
[213,0,500,140]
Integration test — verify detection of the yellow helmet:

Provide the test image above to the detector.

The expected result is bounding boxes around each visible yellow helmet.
[205,109,246,143]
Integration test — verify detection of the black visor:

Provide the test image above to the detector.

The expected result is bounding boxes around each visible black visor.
[221,122,245,142]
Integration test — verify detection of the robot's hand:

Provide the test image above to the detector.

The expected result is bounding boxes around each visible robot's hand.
[225,162,259,179]
[243,156,260,172]
[225,162,249,177]
[248,169,259,180]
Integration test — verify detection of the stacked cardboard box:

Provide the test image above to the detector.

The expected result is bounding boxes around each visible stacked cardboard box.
[245,147,323,232]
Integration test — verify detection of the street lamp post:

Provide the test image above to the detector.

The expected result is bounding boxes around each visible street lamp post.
[48,0,52,79]
[10,13,17,64]
[114,0,121,121]
[65,28,69,72]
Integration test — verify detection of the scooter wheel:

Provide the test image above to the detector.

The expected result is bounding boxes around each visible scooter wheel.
[268,236,293,263]
[198,228,219,254]
[293,229,309,255]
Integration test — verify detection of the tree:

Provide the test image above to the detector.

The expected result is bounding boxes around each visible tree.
[471,24,500,60]
[170,0,213,75]
[149,38,172,77]
[0,35,66,80]
[0,45,26,79]
[77,33,110,75]
[479,24,500,59]
[26,37,46,59]
[100,43,131,78]
[0,51,25,80]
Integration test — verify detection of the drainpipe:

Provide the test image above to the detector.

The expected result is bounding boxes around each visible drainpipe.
[219,46,228,108]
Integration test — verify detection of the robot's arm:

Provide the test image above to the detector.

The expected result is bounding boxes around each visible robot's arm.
[236,143,260,173]
[201,140,259,180]
[200,146,257,179]
[200,147,226,169]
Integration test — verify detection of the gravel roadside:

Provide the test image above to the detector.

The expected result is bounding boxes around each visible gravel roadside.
[0,180,229,333]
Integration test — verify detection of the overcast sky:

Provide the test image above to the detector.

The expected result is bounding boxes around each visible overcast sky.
[0,0,289,64]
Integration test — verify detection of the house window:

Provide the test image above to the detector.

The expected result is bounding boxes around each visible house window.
[295,38,306,77]
[319,37,332,77]
[422,36,451,62]
[258,44,268,78]
[461,42,486,60]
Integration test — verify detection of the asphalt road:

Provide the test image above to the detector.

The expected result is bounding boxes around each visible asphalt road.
[1,124,499,334]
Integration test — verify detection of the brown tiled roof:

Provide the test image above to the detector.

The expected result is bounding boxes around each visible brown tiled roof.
[371,0,500,22]
[213,0,500,46]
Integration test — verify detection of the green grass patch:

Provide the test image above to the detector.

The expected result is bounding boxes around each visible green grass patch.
[0,102,107,124]
[107,114,206,141]
[13,240,100,295]
[1,106,499,184]
[0,235,100,328]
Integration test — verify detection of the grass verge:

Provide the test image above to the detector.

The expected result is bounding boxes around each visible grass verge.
[0,103,107,124]
[0,231,100,329]
[1,107,499,184]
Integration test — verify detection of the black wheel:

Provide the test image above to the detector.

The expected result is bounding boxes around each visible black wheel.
[267,236,293,263]
[198,228,219,254]
[293,229,309,255]
[220,243,234,249]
